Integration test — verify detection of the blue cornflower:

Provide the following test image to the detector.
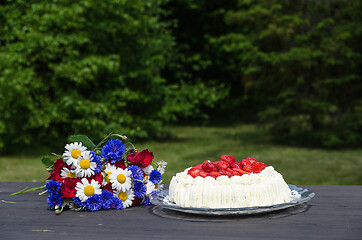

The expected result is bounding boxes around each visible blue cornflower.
[46,180,62,195]
[143,197,153,206]
[109,196,124,210]
[101,139,125,163]
[128,165,144,181]
[90,151,102,173]
[73,196,86,208]
[47,194,63,210]
[101,190,114,209]
[85,194,102,212]
[149,170,162,185]
[133,181,146,199]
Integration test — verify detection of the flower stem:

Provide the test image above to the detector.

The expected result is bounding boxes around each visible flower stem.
[127,142,136,150]
[38,190,48,196]
[11,185,46,195]
[94,132,113,151]
[51,153,63,158]
[152,161,159,169]
[94,133,128,152]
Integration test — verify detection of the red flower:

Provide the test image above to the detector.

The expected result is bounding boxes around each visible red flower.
[60,177,80,198]
[47,158,69,183]
[127,149,154,168]
[102,182,114,193]
[114,160,126,169]
[132,196,142,207]
[86,172,103,185]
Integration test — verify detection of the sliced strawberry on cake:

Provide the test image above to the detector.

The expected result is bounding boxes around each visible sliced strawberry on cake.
[186,155,268,178]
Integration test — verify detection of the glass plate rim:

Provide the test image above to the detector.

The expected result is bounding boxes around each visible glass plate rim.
[150,184,315,215]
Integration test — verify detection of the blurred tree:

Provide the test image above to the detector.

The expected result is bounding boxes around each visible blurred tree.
[1,0,360,150]
[165,0,362,148]
[0,0,222,152]
[213,0,362,147]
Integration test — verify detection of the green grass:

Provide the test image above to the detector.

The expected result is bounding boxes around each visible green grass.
[0,156,49,182]
[1,124,362,185]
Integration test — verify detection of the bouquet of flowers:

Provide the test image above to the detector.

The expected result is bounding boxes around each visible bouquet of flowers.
[13,134,166,214]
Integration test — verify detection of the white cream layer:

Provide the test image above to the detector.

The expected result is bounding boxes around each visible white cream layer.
[169,166,291,208]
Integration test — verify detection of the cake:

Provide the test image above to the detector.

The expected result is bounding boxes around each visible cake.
[169,155,291,208]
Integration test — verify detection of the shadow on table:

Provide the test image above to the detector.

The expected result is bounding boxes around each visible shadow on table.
[149,203,312,222]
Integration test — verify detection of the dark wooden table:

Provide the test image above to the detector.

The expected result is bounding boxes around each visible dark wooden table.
[1,182,361,240]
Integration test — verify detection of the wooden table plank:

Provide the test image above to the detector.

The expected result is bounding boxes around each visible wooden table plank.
[1,183,361,240]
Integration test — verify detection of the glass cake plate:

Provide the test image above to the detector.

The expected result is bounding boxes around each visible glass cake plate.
[149,184,315,216]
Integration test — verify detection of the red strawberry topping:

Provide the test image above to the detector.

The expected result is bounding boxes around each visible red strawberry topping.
[220,155,236,164]
[202,162,218,172]
[259,162,267,169]
[207,171,222,179]
[233,168,249,175]
[198,170,208,178]
[187,155,268,178]
[254,162,267,173]
[218,169,234,178]
[231,170,242,176]
[194,160,209,170]
[188,167,201,178]
[242,164,253,172]
[216,161,230,170]
[230,162,241,169]
[240,159,251,167]
[245,157,257,164]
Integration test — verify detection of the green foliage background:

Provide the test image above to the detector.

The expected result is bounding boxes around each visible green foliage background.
[0,0,361,151]
[0,0,222,152]
[164,0,362,148]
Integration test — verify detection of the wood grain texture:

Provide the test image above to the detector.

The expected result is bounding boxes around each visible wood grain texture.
[1,183,361,240]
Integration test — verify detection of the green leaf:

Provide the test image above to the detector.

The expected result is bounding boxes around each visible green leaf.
[41,157,54,168]
[68,135,96,151]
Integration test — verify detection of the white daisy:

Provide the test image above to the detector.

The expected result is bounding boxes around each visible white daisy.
[75,178,102,202]
[102,163,118,186]
[146,180,164,195]
[143,165,154,175]
[156,160,167,174]
[145,181,156,195]
[109,168,132,192]
[114,188,135,208]
[68,201,84,212]
[74,151,97,178]
[60,167,76,179]
[155,180,164,192]
[63,142,87,166]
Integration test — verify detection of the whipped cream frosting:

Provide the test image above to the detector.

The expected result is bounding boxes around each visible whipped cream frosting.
[169,166,291,208]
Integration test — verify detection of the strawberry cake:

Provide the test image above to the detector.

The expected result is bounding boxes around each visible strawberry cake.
[169,155,291,208]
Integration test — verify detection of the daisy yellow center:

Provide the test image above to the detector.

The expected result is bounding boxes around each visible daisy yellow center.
[105,172,112,183]
[80,159,91,169]
[155,184,158,189]
[118,192,127,201]
[117,174,126,183]
[67,172,75,178]
[84,185,95,197]
[71,149,81,159]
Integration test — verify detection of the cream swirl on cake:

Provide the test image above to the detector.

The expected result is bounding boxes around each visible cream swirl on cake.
[169,155,291,208]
